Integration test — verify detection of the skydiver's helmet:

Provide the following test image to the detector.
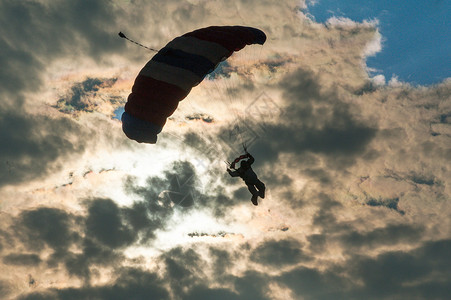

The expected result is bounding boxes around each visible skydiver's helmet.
[240,160,249,168]
[121,112,162,144]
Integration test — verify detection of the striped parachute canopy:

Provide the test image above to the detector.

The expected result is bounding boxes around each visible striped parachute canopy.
[121,26,266,143]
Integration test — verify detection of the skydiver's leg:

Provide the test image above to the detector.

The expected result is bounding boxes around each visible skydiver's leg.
[246,183,258,196]
[250,194,258,206]
[246,183,259,206]
[255,179,265,198]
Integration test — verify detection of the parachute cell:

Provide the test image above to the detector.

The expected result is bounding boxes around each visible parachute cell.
[122,26,266,143]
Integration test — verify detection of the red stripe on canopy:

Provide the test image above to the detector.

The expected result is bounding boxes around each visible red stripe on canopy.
[125,75,189,127]
[183,26,257,52]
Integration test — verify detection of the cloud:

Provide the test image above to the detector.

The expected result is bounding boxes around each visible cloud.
[9,221,451,300]
[1,0,450,299]
[366,197,405,215]
[54,77,118,115]
[15,207,79,253]
[5,161,207,283]
[244,67,377,185]
[345,239,451,299]
[338,223,424,250]
[185,113,214,123]
[0,0,125,97]
[17,268,169,300]
[250,238,311,267]
[183,285,239,300]
[0,280,12,299]
[277,266,348,300]
[2,253,41,266]
[85,198,136,248]
[159,247,206,297]
[0,111,87,187]
[0,0,131,189]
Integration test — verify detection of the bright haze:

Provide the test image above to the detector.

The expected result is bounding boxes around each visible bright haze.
[0,1,450,299]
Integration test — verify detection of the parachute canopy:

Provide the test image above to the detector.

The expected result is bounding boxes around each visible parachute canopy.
[121,26,266,143]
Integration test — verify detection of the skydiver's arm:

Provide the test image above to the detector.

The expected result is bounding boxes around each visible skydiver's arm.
[227,168,239,177]
[247,154,255,165]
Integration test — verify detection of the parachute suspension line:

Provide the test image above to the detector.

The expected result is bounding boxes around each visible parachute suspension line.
[209,50,257,153]
[224,160,232,168]
[231,45,260,151]
[118,32,158,52]
[235,42,266,152]
[213,74,246,151]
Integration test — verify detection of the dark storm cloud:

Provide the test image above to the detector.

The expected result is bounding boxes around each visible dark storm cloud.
[307,233,328,253]
[232,186,253,202]
[15,235,451,300]
[12,207,120,282]
[409,173,438,186]
[7,199,133,281]
[16,207,79,252]
[2,253,41,266]
[3,2,448,299]
[275,238,451,300]
[3,158,223,284]
[338,224,424,250]
[345,239,451,299]
[61,199,151,281]
[18,268,169,300]
[208,247,233,276]
[65,188,201,280]
[250,238,311,266]
[158,247,273,300]
[230,271,273,300]
[163,161,201,208]
[64,237,122,281]
[212,179,257,216]
[278,266,349,300]
[122,170,180,242]
[366,197,405,215]
[0,0,123,95]
[184,285,239,300]
[126,158,245,217]
[307,193,422,253]
[0,0,124,106]
[311,193,345,232]
[0,0,126,187]
[85,198,136,248]
[0,280,12,299]
[0,228,13,252]
[0,112,87,187]
[160,247,205,297]
[250,68,377,173]
[181,272,272,300]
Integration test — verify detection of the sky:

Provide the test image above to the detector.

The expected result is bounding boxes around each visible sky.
[0,0,450,299]
[303,0,451,86]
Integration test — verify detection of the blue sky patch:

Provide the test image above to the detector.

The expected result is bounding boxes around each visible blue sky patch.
[305,0,450,85]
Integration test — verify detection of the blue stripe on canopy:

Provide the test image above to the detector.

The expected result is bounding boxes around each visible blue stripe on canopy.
[152,48,216,78]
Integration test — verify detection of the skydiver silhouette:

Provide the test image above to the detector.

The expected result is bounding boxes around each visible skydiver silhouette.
[227,151,265,206]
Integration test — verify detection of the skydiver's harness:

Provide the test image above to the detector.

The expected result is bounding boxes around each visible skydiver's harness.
[226,143,252,170]
[226,151,258,184]
[228,153,251,170]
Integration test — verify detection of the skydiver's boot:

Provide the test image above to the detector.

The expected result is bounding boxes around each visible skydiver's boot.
[251,194,258,206]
